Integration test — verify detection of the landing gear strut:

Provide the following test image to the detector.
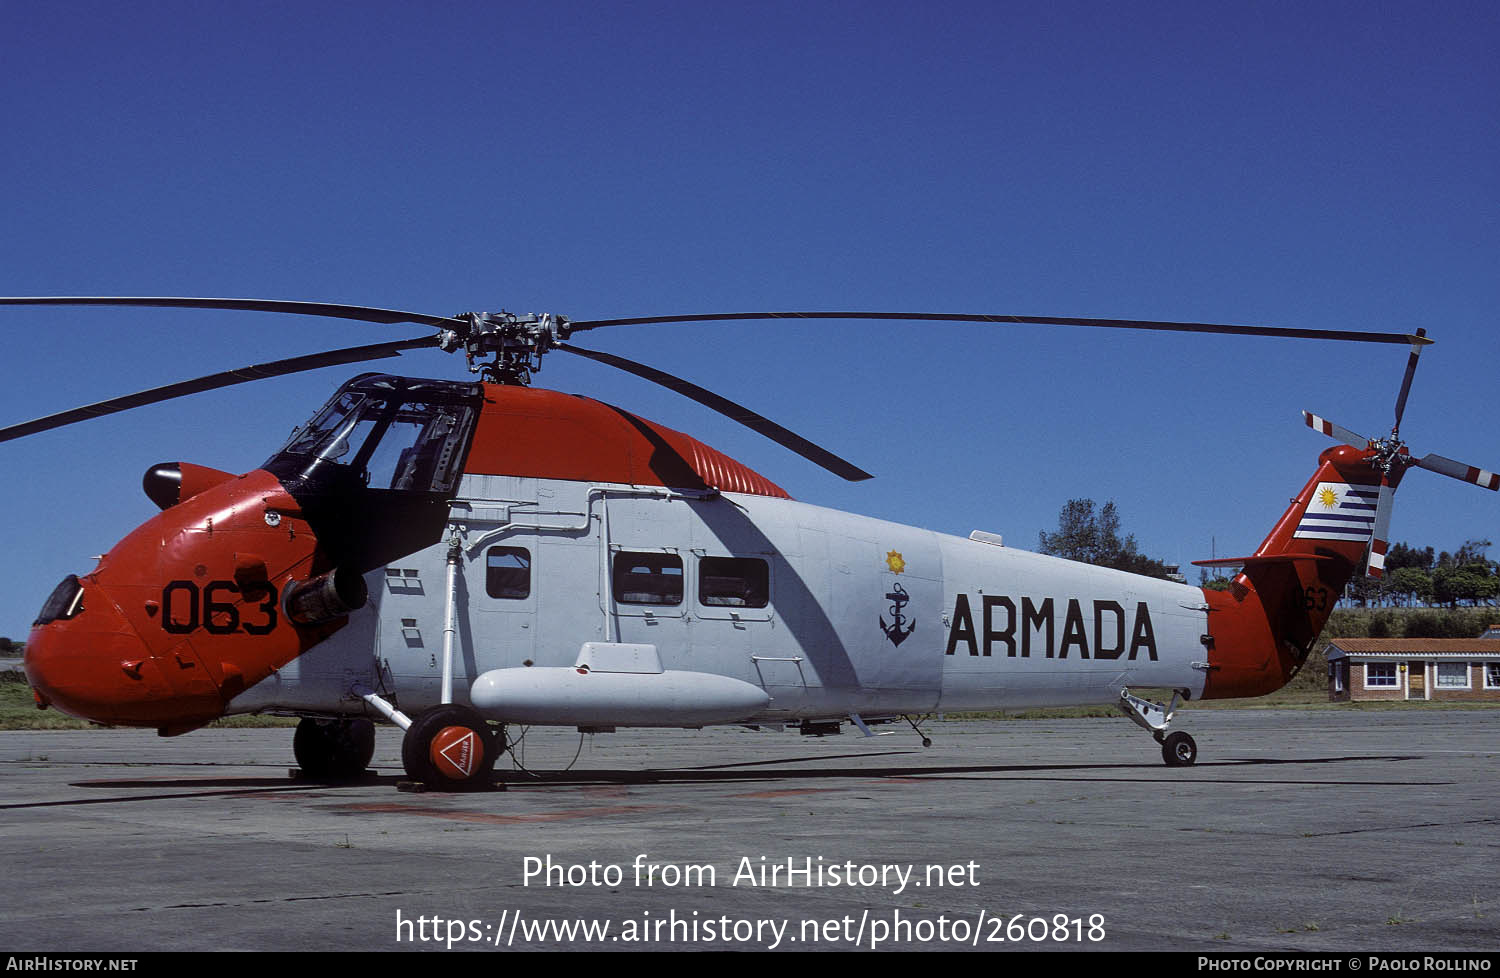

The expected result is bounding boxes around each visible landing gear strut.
[293,716,376,781]
[399,704,504,790]
[1118,689,1198,767]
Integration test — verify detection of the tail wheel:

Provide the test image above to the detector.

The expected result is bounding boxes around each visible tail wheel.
[1161,731,1198,767]
[401,705,500,790]
[293,717,376,781]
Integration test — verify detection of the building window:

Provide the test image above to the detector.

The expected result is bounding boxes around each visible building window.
[1487,663,1500,690]
[613,552,683,606]
[1365,663,1398,688]
[1436,661,1470,689]
[486,547,531,600]
[699,556,770,608]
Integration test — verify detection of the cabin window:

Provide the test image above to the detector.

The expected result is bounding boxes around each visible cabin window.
[1486,663,1500,689]
[1364,663,1398,688]
[612,552,683,606]
[699,556,769,608]
[486,547,531,600]
[1436,662,1470,689]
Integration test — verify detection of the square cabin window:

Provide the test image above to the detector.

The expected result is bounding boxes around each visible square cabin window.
[1365,663,1398,688]
[1436,661,1470,689]
[613,552,683,606]
[699,556,769,608]
[486,547,531,600]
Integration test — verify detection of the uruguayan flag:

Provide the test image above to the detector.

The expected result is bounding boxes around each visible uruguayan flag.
[1294,482,1378,542]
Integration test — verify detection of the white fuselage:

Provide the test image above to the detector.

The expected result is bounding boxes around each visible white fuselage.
[230,474,1211,723]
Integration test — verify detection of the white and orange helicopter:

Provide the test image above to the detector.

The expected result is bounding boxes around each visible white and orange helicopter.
[5,298,1494,789]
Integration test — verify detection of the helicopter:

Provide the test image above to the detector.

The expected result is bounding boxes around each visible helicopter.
[5,297,1494,790]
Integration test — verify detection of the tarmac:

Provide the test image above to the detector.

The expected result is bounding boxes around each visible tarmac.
[1,708,1497,953]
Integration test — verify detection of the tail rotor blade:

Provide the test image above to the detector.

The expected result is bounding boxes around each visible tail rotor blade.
[1366,479,1395,579]
[1303,411,1372,448]
[1391,328,1427,435]
[1414,453,1500,491]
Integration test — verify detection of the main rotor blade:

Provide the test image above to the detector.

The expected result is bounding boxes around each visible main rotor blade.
[1413,453,1500,491]
[568,311,1432,346]
[0,336,441,443]
[1391,328,1427,435]
[1303,411,1372,448]
[556,343,874,481]
[0,296,462,329]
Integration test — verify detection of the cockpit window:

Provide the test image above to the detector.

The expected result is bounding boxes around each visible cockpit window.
[283,392,366,457]
[361,402,468,491]
[35,575,84,626]
[268,376,481,494]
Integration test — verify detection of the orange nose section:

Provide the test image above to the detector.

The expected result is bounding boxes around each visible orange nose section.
[24,468,351,734]
[25,587,223,730]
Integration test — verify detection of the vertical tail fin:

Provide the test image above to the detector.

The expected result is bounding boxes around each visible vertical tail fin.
[1195,444,1398,698]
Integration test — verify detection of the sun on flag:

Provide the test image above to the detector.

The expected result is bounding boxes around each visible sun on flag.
[1293,481,1378,542]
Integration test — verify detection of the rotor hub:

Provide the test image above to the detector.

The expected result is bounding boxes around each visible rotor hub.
[442,311,572,385]
[1364,434,1413,476]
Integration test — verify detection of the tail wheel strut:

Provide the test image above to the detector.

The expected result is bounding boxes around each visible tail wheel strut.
[1119,688,1199,767]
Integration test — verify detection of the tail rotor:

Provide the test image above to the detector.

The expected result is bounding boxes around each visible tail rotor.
[1303,328,1497,578]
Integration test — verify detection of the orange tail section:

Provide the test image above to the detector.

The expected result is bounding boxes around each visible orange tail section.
[1198,444,1402,699]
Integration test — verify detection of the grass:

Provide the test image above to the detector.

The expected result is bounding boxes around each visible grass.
[0,675,92,730]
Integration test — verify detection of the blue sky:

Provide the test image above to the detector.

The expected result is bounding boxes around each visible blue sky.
[1,1,1496,637]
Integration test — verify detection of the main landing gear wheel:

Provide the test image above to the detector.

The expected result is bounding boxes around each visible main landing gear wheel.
[293,717,376,781]
[1160,731,1198,767]
[400,705,502,790]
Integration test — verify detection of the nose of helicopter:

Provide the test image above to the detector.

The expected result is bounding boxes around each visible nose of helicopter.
[24,578,222,731]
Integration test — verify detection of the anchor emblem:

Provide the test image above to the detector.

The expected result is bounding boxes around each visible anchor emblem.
[879,582,916,647]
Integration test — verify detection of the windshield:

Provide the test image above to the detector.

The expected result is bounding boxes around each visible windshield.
[270,376,481,494]
[284,392,365,457]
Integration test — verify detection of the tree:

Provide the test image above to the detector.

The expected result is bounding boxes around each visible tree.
[1345,574,1383,608]
[1200,573,1232,592]
[1385,542,1435,573]
[1388,566,1433,607]
[1431,539,1498,608]
[1038,498,1175,580]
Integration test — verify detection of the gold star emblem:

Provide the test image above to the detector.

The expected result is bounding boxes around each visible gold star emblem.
[885,550,906,574]
[1317,486,1340,509]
